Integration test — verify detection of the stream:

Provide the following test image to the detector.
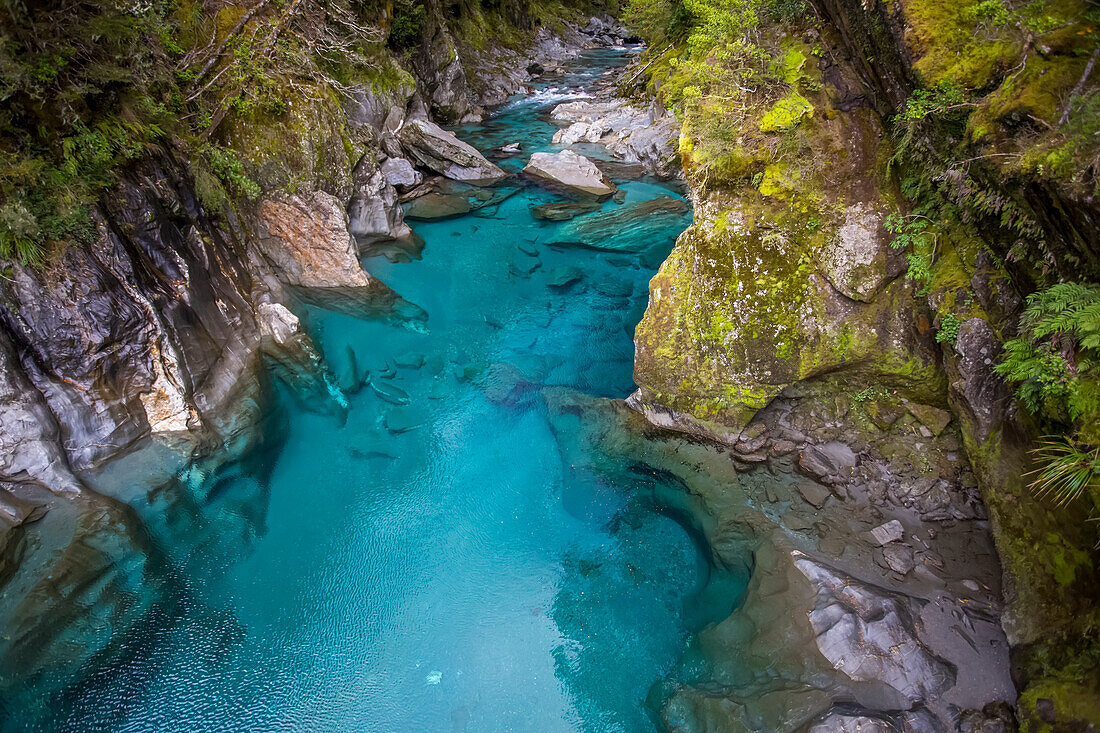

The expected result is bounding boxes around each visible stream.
[6,48,731,732]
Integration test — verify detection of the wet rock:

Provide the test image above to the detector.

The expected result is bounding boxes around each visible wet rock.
[882,544,916,575]
[405,193,473,220]
[256,192,372,288]
[523,150,616,197]
[865,399,905,430]
[795,553,955,703]
[385,405,425,433]
[371,380,410,405]
[530,201,601,221]
[798,482,832,509]
[869,520,904,546]
[550,198,689,251]
[905,402,953,436]
[394,352,426,369]
[501,142,521,153]
[807,713,892,732]
[798,442,857,483]
[547,267,584,288]
[398,118,507,183]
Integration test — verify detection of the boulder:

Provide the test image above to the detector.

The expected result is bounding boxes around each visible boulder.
[398,118,507,183]
[815,203,905,303]
[255,192,372,289]
[797,442,857,482]
[405,193,473,220]
[523,150,616,197]
[869,520,905,546]
[380,157,422,190]
[550,197,689,251]
[530,201,601,221]
[347,169,416,247]
[547,266,584,288]
[552,121,610,145]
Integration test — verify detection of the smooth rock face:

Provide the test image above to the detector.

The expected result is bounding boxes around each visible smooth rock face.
[815,203,904,303]
[523,150,616,197]
[530,201,601,221]
[347,169,416,247]
[398,118,507,183]
[0,158,264,480]
[255,192,372,289]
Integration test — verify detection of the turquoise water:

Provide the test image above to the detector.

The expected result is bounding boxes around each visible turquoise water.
[7,49,717,732]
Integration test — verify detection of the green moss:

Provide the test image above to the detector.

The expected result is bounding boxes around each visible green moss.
[1019,677,1100,732]
[759,91,813,132]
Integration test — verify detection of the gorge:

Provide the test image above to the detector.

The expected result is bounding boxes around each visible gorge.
[1,0,1099,731]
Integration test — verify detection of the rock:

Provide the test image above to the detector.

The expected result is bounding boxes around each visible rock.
[814,203,904,303]
[394,352,426,369]
[523,150,616,197]
[256,192,372,289]
[808,714,892,732]
[380,157,423,190]
[526,62,545,75]
[347,168,416,247]
[405,193,473,220]
[398,118,507,183]
[501,142,521,153]
[798,482,832,509]
[547,267,584,288]
[864,399,905,430]
[905,402,953,436]
[530,201,601,221]
[869,520,904,546]
[385,405,424,433]
[371,380,410,405]
[797,442,857,482]
[552,120,611,145]
[882,544,916,575]
[550,198,689,251]
[794,553,955,703]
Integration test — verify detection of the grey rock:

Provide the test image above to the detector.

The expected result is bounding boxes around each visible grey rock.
[523,150,616,197]
[870,520,905,546]
[798,482,832,509]
[380,157,423,190]
[405,193,473,220]
[815,203,904,303]
[348,169,416,247]
[398,118,507,183]
[798,441,857,482]
[808,714,892,732]
[882,544,916,575]
[530,201,601,221]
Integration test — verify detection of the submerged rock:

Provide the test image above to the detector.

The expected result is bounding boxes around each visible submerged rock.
[405,193,473,220]
[530,201,602,221]
[550,197,688,251]
[523,150,616,197]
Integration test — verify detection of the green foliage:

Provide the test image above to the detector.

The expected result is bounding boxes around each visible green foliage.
[389,0,425,50]
[899,80,967,121]
[997,283,1100,431]
[1028,438,1100,508]
[886,213,936,295]
[936,311,962,344]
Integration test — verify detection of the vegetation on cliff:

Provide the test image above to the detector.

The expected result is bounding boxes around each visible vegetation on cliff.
[0,0,614,266]
[625,0,1100,724]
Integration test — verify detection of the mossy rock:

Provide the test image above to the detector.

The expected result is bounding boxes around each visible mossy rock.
[221,82,366,200]
[759,92,813,134]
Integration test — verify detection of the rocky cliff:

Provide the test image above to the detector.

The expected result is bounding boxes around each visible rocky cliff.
[627,0,1100,726]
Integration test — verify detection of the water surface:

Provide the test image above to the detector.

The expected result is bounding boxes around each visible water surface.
[8,49,713,732]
